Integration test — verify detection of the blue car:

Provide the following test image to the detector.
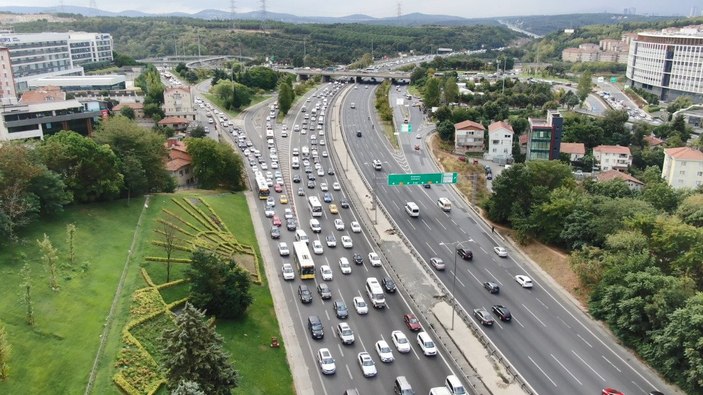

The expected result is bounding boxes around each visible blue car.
[323,192,333,203]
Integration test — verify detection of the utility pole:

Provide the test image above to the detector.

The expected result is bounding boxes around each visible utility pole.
[260,0,267,31]
[303,38,306,67]
[230,0,237,30]
[197,31,201,58]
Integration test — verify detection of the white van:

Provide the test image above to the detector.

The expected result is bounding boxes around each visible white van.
[266,128,274,138]
[301,146,310,157]
[291,157,300,169]
[437,198,451,212]
[405,202,420,217]
[445,375,466,395]
[295,229,309,244]
[429,388,452,395]
[365,277,386,308]
[309,218,321,233]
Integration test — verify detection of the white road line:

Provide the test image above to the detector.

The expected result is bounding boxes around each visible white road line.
[451,219,458,226]
[551,353,583,386]
[460,227,467,234]
[528,356,557,387]
[324,310,330,321]
[406,219,416,231]
[479,246,487,254]
[346,364,353,380]
[440,242,453,253]
[421,218,432,230]
[577,333,593,348]
[437,219,447,230]
[630,380,646,393]
[521,303,547,327]
[601,355,622,373]
[425,242,438,256]
[337,344,345,358]
[392,200,400,210]
[557,316,572,329]
[512,316,526,328]
[465,268,483,286]
[535,297,549,309]
[449,271,466,287]
[482,268,503,285]
[571,350,605,382]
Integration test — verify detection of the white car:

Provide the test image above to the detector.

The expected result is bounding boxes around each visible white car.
[368,252,381,267]
[515,275,533,288]
[320,182,328,191]
[322,150,328,157]
[320,265,333,281]
[312,240,324,255]
[334,218,345,231]
[317,168,325,176]
[264,208,275,218]
[332,182,341,190]
[338,257,352,274]
[278,242,290,256]
[353,296,368,315]
[271,161,279,169]
[494,246,508,257]
[317,348,336,375]
[417,332,438,356]
[350,221,361,233]
[326,234,336,247]
[284,208,294,219]
[336,322,355,345]
[281,263,295,280]
[391,330,411,353]
[341,235,353,248]
[357,352,377,377]
[430,257,446,270]
[374,340,395,363]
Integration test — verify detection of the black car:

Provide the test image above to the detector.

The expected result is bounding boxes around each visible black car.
[317,283,332,300]
[356,131,362,137]
[286,218,297,231]
[492,305,512,321]
[423,183,431,189]
[270,226,281,239]
[328,168,335,175]
[340,198,350,209]
[473,308,495,326]
[305,166,313,174]
[483,281,500,294]
[457,248,473,260]
[333,300,349,319]
[298,285,313,304]
[486,173,493,180]
[308,315,324,339]
[382,276,397,293]
[293,174,301,183]
[352,253,364,265]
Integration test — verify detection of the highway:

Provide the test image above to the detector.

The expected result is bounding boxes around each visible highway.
[339,83,679,395]
[228,83,468,395]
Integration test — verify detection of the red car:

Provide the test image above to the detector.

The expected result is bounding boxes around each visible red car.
[403,313,421,331]
[272,215,282,227]
[602,388,624,395]
[274,183,283,193]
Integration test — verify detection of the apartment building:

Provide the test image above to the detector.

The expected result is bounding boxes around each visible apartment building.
[487,120,513,161]
[526,110,563,161]
[593,145,632,171]
[454,119,485,154]
[0,46,16,104]
[162,86,196,121]
[661,146,703,189]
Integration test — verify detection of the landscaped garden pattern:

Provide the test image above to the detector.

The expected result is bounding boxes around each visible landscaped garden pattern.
[113,196,264,394]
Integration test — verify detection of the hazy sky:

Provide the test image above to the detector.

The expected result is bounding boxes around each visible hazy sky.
[4,0,695,18]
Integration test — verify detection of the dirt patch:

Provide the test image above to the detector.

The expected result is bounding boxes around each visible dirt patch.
[234,253,258,280]
[430,135,490,203]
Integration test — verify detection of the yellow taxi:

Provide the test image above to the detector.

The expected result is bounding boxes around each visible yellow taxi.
[279,194,289,204]
[329,204,338,214]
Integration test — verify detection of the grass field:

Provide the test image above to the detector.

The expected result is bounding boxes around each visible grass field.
[0,199,146,394]
[0,191,292,395]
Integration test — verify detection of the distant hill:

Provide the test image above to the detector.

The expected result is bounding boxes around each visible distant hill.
[500,13,674,36]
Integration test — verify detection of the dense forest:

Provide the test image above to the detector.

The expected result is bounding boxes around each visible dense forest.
[13,17,521,66]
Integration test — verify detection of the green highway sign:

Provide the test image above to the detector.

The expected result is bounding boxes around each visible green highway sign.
[388,172,458,186]
[610,77,617,83]
[400,123,413,133]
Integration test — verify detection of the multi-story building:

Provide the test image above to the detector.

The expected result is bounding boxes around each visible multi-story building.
[162,86,196,121]
[627,26,703,103]
[661,146,703,189]
[487,120,513,162]
[165,138,196,187]
[593,145,632,171]
[560,142,586,162]
[0,46,16,104]
[526,110,563,161]
[0,32,113,92]
[561,40,629,64]
[453,119,484,154]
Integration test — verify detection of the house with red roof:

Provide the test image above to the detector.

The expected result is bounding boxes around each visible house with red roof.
[165,138,195,187]
[596,169,644,191]
[662,146,703,189]
[560,142,586,162]
[643,134,665,148]
[158,116,191,131]
[454,119,485,154]
[593,145,632,171]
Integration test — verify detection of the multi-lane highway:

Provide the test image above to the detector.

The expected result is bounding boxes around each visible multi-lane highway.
[226,83,470,395]
[340,84,678,395]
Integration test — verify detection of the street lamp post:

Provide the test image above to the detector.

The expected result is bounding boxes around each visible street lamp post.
[440,240,467,330]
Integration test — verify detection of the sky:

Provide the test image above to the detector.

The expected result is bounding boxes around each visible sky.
[2,0,695,18]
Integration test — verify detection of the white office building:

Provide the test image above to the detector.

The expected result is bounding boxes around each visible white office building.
[0,32,113,92]
[626,26,703,103]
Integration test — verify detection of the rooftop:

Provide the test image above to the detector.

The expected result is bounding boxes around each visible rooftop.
[560,142,586,155]
[596,169,643,185]
[158,116,191,125]
[488,120,513,133]
[454,119,484,130]
[594,145,631,155]
[665,146,703,161]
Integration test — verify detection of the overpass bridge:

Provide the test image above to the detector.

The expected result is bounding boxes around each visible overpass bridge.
[286,68,411,83]
[138,55,252,68]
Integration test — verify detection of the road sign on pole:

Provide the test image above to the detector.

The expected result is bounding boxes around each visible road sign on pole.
[400,124,413,133]
[387,172,458,186]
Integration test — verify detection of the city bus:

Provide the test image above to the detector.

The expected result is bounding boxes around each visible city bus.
[308,196,322,217]
[293,241,315,279]
[256,175,270,200]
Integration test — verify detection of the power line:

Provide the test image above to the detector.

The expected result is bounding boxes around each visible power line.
[230,0,236,30]
[260,0,267,31]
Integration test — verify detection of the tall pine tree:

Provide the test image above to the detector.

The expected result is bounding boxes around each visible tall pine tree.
[162,303,238,394]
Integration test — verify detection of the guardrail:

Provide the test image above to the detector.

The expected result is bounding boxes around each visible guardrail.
[330,85,538,395]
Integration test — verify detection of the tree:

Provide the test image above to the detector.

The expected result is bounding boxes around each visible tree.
[189,126,207,139]
[443,77,459,104]
[40,131,123,203]
[19,262,34,326]
[677,194,703,227]
[162,303,239,394]
[187,249,253,319]
[577,70,592,103]
[66,224,77,267]
[436,120,455,142]
[120,152,147,206]
[186,138,244,190]
[161,222,177,283]
[37,234,60,291]
[278,81,294,115]
[423,78,441,108]
[119,106,135,120]
[0,323,9,381]
[172,380,206,395]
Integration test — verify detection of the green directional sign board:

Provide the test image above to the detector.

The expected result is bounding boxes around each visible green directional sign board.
[400,124,413,133]
[388,172,458,186]
[610,77,617,83]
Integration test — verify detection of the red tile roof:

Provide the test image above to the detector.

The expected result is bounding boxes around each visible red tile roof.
[665,146,703,161]
[488,120,513,132]
[596,169,643,185]
[454,120,484,130]
[165,158,191,172]
[643,134,664,147]
[19,86,65,104]
[560,142,586,155]
[158,116,191,125]
[594,145,631,155]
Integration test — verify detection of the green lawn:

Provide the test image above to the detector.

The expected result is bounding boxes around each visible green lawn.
[0,199,146,394]
[203,93,271,119]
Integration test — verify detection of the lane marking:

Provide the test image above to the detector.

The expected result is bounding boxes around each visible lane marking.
[571,350,605,382]
[551,353,582,386]
[577,333,592,348]
[528,355,557,387]
[521,303,547,327]
[601,355,622,373]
